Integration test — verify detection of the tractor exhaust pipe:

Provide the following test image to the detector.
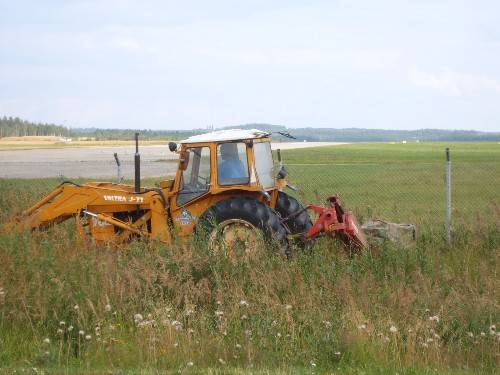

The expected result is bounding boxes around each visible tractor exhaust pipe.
[134,132,141,193]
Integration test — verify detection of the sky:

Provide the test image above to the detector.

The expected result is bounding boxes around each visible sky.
[1,0,499,131]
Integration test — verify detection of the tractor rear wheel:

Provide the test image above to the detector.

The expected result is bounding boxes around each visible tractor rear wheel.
[275,191,314,249]
[197,197,289,258]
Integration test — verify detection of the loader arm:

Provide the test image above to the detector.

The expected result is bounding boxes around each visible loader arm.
[6,182,171,243]
[9,182,99,230]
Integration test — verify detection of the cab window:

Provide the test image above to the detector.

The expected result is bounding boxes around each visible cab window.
[177,147,210,205]
[217,142,249,186]
[254,142,274,189]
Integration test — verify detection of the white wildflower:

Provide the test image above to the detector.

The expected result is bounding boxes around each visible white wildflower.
[57,328,64,335]
[218,358,226,365]
[323,321,332,329]
[59,321,65,326]
[276,332,282,338]
[245,329,252,337]
[43,338,50,344]
[171,320,183,331]
[134,314,144,324]
[85,335,91,340]
[215,310,224,317]
[73,304,79,311]
[489,325,496,335]
[284,304,292,310]
[389,325,398,333]
[105,304,112,312]
[241,314,248,320]
[480,332,486,337]
[187,361,193,367]
[334,351,341,356]
[357,324,367,330]
[239,300,249,307]
[467,332,474,338]
[426,338,434,343]
[68,325,74,332]
[173,342,179,348]
[429,315,440,323]
[138,320,155,328]
[235,343,242,349]
[310,361,316,367]
[78,330,85,336]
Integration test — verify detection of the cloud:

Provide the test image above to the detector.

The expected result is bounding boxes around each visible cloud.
[409,68,500,96]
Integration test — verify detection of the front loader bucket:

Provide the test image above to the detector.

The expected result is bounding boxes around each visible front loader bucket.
[305,196,368,250]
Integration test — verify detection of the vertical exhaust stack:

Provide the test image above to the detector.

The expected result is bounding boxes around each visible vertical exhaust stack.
[134,132,140,193]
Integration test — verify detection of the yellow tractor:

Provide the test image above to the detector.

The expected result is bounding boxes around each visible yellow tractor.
[7,129,367,255]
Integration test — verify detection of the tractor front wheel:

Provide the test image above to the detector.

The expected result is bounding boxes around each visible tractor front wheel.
[197,198,289,258]
[275,191,314,250]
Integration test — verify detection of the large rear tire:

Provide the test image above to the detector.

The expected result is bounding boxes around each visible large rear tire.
[275,191,314,249]
[197,197,289,257]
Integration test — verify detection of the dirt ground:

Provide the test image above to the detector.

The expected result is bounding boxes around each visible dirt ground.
[0,142,345,179]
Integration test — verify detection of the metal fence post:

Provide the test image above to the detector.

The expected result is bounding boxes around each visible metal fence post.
[445,148,451,244]
[113,153,122,183]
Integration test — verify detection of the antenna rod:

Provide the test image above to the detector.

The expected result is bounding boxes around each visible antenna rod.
[134,133,140,193]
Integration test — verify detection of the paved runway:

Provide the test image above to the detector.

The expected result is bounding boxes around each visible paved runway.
[0,142,345,179]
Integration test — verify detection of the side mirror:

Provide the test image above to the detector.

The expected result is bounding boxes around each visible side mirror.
[179,150,190,170]
[168,142,178,152]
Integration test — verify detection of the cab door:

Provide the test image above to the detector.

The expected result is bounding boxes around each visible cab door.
[170,145,212,235]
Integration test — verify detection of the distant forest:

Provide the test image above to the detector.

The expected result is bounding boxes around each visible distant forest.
[1,117,499,142]
[0,116,69,137]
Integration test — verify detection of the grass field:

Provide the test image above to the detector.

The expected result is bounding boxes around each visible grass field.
[281,142,499,229]
[0,142,498,374]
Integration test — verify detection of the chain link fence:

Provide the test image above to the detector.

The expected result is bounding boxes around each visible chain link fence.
[285,155,499,235]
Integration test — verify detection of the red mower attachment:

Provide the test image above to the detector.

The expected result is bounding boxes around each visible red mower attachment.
[305,196,368,250]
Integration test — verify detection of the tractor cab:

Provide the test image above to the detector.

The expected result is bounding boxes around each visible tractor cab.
[170,129,277,205]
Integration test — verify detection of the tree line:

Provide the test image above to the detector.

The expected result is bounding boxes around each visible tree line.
[0,117,69,138]
[1,117,499,141]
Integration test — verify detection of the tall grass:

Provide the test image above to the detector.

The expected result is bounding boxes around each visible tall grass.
[0,217,498,373]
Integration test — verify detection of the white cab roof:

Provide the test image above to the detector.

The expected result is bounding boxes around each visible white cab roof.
[180,129,270,143]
